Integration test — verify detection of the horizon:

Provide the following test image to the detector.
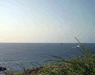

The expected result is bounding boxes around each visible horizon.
[0,0,95,43]
[0,42,94,43]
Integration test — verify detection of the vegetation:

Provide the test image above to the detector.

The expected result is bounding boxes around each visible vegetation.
[2,37,95,75]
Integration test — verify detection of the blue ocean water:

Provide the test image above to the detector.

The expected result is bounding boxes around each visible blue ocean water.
[0,43,94,72]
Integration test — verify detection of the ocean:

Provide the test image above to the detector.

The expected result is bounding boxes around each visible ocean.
[0,43,94,73]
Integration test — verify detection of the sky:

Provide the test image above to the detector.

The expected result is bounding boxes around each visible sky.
[0,0,95,43]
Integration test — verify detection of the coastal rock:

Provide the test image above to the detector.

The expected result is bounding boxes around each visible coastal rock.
[0,67,7,72]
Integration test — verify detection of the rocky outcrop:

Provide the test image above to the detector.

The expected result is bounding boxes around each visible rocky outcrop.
[0,67,7,72]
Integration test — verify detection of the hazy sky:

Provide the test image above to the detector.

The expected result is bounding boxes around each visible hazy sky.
[0,0,95,43]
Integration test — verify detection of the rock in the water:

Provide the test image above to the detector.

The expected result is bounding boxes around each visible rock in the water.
[0,67,7,72]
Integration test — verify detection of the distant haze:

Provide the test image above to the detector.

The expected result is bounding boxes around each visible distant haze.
[0,0,95,43]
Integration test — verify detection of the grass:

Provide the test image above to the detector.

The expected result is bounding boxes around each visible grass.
[2,37,95,75]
